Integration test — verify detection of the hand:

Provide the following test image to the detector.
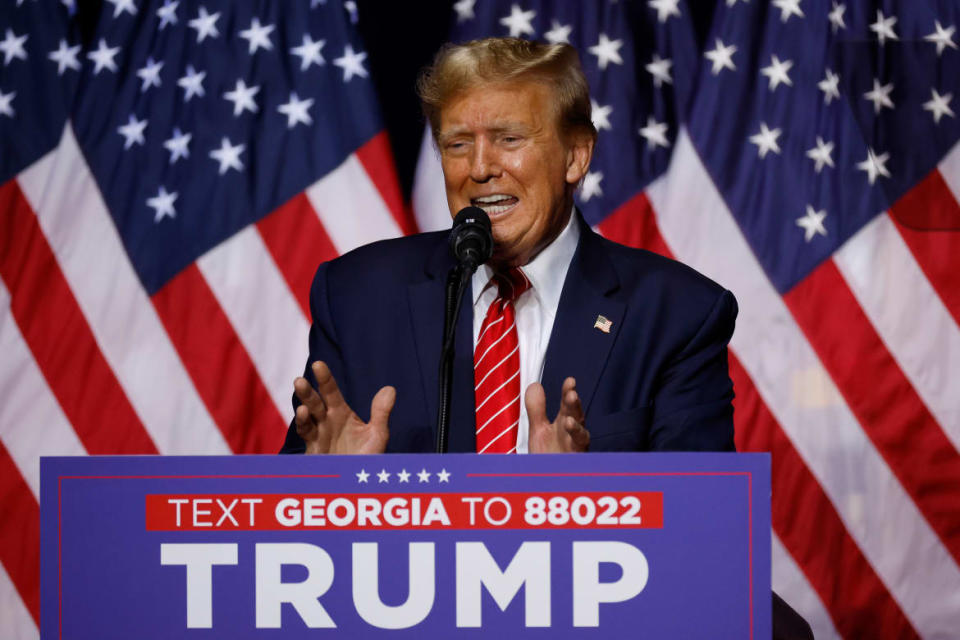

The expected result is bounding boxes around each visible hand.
[526,377,589,453]
[293,361,395,454]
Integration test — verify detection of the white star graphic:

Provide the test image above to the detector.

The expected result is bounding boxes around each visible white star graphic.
[344,0,358,24]
[749,122,782,158]
[499,4,535,38]
[796,205,827,242]
[177,65,205,101]
[924,21,957,56]
[188,6,220,43]
[356,469,370,483]
[397,469,411,483]
[333,44,368,81]
[923,89,954,124]
[591,99,613,131]
[579,171,603,202]
[869,10,898,47]
[760,55,793,91]
[726,0,750,5]
[377,469,390,483]
[163,127,191,164]
[544,20,572,44]
[48,39,81,75]
[856,148,890,185]
[828,2,846,33]
[863,79,894,114]
[772,0,804,23]
[1,29,28,66]
[588,34,623,71]
[291,34,325,71]
[417,469,431,483]
[117,114,147,149]
[646,53,673,88]
[638,116,670,149]
[278,92,314,128]
[147,186,177,223]
[705,39,737,75]
[453,0,476,23]
[239,17,275,54]
[209,137,245,174]
[817,69,840,104]
[437,469,451,483]
[805,136,834,173]
[87,38,120,75]
[224,79,260,116]
[136,57,163,92]
[0,90,14,118]
[156,0,179,29]
[106,0,136,18]
[648,0,681,23]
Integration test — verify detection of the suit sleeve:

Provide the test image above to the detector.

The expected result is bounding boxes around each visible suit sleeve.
[647,288,738,451]
[279,262,348,454]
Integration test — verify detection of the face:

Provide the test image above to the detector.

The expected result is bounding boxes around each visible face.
[437,81,593,267]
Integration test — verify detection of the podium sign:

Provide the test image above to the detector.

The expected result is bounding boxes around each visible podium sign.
[41,453,770,638]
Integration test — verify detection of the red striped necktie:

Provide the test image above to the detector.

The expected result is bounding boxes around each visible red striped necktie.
[474,267,532,454]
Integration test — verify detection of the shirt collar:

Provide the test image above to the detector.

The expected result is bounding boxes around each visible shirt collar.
[471,206,580,309]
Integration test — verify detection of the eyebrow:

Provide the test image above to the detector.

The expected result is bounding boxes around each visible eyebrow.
[437,122,532,145]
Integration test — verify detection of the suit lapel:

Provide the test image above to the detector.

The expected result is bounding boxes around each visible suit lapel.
[407,239,476,452]
[541,219,624,417]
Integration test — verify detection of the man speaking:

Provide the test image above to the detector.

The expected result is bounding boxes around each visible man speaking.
[280,37,737,456]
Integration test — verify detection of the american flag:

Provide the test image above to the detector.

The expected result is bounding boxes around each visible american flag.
[411,1,960,638]
[0,1,413,636]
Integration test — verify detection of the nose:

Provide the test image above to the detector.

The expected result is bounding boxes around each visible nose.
[468,138,501,183]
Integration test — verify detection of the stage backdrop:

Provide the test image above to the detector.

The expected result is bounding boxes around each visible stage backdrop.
[1,2,958,639]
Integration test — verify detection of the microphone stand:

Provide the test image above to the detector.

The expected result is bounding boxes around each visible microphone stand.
[435,264,472,454]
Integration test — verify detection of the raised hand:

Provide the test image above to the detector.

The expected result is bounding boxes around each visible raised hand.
[526,377,590,453]
[293,361,394,454]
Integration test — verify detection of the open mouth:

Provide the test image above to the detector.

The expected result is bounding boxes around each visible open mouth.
[471,194,519,215]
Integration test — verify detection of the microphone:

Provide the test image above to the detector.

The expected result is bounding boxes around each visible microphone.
[449,206,493,272]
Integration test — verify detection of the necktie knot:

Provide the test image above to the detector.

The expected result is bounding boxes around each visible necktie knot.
[494,267,531,302]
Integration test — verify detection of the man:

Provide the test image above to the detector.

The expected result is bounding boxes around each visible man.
[280,37,737,456]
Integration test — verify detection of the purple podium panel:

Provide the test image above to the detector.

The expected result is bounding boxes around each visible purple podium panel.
[41,452,770,639]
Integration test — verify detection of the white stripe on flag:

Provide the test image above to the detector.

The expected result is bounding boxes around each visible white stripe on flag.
[0,279,85,497]
[771,533,840,640]
[304,153,404,254]
[0,562,37,640]
[648,129,960,637]
[15,125,229,456]
[412,127,451,232]
[939,138,960,203]
[834,212,960,441]
[197,225,310,419]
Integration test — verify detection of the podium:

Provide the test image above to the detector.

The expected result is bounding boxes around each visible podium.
[41,452,769,638]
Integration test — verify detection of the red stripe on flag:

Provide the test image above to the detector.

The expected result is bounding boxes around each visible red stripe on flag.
[151,264,287,453]
[597,191,672,258]
[356,131,417,235]
[784,259,960,565]
[0,181,156,454]
[0,441,40,625]
[889,169,960,327]
[256,193,338,319]
[730,354,919,638]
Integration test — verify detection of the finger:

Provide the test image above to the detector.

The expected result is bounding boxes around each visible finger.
[368,386,397,428]
[524,383,548,427]
[294,404,317,438]
[294,376,327,421]
[312,361,347,412]
[563,416,590,451]
[556,377,583,422]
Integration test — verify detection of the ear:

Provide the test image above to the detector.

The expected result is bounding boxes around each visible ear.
[564,132,595,186]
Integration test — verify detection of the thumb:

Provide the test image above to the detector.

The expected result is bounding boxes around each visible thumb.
[369,386,396,428]
[524,383,548,427]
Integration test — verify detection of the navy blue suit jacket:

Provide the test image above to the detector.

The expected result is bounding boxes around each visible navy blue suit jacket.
[281,215,737,454]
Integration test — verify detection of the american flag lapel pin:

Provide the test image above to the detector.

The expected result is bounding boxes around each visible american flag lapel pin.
[593,315,613,333]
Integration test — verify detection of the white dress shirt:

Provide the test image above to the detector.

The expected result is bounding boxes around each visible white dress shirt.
[471,210,580,453]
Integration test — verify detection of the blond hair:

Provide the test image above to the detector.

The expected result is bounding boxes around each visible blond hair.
[417,37,597,143]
